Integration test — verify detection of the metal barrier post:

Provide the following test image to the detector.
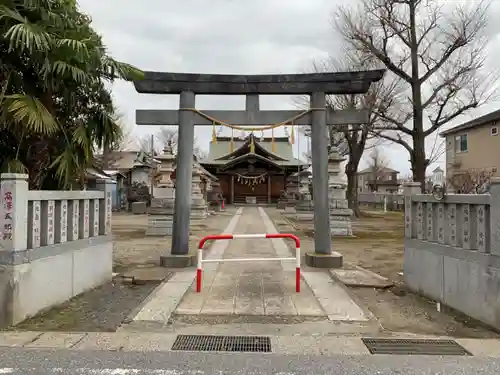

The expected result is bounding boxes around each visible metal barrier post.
[196,233,301,293]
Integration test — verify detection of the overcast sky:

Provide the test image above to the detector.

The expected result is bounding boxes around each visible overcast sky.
[80,0,500,176]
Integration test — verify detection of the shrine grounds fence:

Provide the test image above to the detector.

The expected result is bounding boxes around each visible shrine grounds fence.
[402,180,500,330]
[0,173,114,328]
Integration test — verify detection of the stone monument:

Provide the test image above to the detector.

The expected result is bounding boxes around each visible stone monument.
[190,165,208,219]
[327,146,353,236]
[146,145,176,236]
[295,170,314,221]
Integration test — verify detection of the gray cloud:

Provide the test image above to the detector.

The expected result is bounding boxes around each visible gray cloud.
[80,0,500,174]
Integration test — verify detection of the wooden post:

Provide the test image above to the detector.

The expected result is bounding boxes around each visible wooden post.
[267,175,271,204]
[231,175,235,204]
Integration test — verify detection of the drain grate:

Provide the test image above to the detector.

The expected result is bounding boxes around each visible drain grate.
[361,338,472,356]
[171,335,271,352]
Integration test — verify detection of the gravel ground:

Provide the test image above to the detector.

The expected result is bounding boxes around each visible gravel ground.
[265,207,499,338]
[112,208,238,273]
[10,209,237,332]
[11,278,161,332]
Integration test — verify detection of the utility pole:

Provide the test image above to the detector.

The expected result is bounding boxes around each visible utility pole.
[150,134,154,197]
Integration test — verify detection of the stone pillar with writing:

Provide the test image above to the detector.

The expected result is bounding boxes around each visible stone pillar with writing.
[96,178,113,236]
[0,173,28,252]
[489,177,500,256]
[147,145,176,236]
[327,147,352,236]
[191,165,208,219]
[295,170,314,221]
[403,182,422,239]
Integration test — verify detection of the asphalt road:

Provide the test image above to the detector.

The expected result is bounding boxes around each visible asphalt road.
[0,348,500,374]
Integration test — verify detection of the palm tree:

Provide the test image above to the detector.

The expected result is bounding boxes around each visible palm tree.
[0,0,143,189]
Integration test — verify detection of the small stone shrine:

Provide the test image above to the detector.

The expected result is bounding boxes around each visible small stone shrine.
[277,190,288,209]
[284,173,300,213]
[327,146,352,236]
[146,145,176,236]
[295,169,314,221]
[207,180,223,212]
[190,164,208,219]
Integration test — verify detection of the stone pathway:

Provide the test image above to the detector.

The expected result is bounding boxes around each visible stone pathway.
[176,207,324,316]
[129,206,370,326]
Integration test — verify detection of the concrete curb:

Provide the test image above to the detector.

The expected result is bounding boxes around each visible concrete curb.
[2,331,500,356]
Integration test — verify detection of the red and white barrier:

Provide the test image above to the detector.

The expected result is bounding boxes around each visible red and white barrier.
[197,233,301,293]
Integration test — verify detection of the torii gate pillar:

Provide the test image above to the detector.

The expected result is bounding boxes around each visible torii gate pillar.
[169,91,196,261]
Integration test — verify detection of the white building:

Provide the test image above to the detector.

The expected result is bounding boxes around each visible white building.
[432,167,445,186]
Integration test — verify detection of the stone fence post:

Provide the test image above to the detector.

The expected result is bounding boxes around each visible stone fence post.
[96,179,113,235]
[490,177,500,256]
[0,173,29,252]
[403,182,421,239]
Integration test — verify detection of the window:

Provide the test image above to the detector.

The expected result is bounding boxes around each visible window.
[492,127,498,136]
[454,134,468,153]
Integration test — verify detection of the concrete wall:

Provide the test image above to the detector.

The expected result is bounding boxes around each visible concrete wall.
[0,174,114,327]
[403,179,500,330]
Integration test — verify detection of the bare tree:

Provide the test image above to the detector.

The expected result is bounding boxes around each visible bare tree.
[448,168,494,193]
[335,0,496,188]
[297,49,402,216]
[134,128,207,158]
[366,146,390,192]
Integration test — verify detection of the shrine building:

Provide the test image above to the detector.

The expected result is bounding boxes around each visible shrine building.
[199,132,308,204]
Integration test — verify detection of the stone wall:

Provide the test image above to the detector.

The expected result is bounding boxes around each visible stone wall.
[0,173,113,327]
[403,179,500,330]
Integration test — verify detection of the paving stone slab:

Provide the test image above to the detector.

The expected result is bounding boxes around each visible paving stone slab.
[0,332,42,347]
[122,267,173,284]
[25,332,85,349]
[330,267,394,289]
[302,271,369,322]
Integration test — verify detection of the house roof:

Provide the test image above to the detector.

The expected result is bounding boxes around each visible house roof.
[357,166,399,175]
[439,108,500,137]
[433,166,444,173]
[96,151,155,170]
[199,134,307,168]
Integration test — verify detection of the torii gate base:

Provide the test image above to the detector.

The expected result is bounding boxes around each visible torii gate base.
[134,71,384,268]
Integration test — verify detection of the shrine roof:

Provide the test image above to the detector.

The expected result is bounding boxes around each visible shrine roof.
[199,134,307,167]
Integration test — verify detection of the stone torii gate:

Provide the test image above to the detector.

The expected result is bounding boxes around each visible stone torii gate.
[134,71,384,267]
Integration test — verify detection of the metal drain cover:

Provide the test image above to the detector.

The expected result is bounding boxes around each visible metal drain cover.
[171,335,271,352]
[361,338,472,356]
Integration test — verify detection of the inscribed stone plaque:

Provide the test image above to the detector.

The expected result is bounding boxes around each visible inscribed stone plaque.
[404,197,412,238]
[437,203,445,244]
[461,204,471,250]
[476,204,487,252]
[79,199,90,239]
[447,204,457,247]
[426,202,434,241]
[28,200,41,249]
[69,200,79,241]
[416,202,424,240]
[91,199,99,237]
